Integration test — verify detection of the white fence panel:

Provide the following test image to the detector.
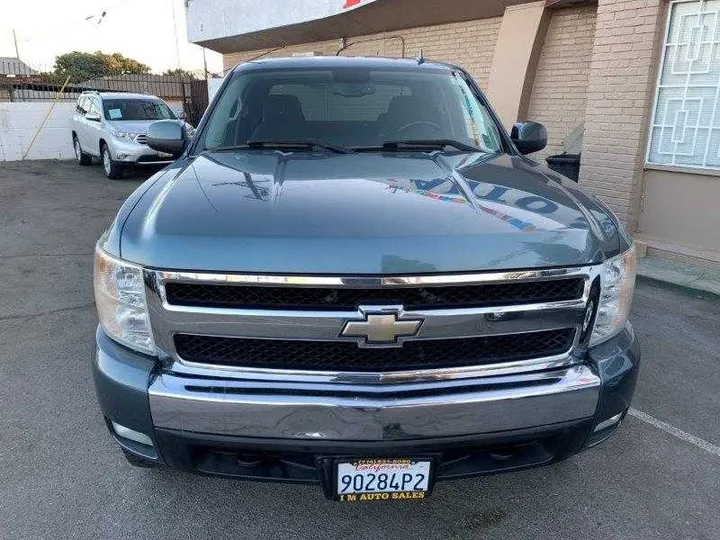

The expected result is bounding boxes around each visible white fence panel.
[0,102,76,161]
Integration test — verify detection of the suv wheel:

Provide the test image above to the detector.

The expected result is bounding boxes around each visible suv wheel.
[101,144,124,179]
[73,136,92,166]
[122,449,157,468]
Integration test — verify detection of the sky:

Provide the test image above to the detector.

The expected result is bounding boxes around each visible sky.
[0,0,223,75]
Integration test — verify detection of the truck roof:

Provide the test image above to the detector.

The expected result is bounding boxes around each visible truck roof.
[237,55,460,73]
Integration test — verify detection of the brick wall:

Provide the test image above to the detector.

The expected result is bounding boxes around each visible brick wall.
[223,16,503,90]
[578,0,666,227]
[526,5,597,161]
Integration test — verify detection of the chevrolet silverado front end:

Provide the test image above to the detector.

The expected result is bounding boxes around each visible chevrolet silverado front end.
[92,56,639,501]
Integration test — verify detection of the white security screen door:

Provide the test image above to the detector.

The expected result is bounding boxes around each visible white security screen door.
[647,0,720,169]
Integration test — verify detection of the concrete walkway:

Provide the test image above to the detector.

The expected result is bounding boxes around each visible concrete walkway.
[637,256,720,298]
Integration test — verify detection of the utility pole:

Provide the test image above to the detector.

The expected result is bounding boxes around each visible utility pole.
[170,0,181,69]
[12,29,21,60]
[202,47,208,79]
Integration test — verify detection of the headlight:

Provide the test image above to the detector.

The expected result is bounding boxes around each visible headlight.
[589,245,637,346]
[94,246,155,355]
[112,130,141,142]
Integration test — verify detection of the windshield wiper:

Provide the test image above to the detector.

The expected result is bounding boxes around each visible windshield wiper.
[383,139,483,152]
[353,139,483,153]
[205,140,353,154]
[246,139,353,154]
[203,144,253,153]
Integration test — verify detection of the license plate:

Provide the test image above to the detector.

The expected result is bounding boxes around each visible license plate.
[336,458,431,501]
[157,152,173,158]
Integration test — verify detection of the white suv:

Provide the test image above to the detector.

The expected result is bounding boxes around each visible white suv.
[71,91,192,179]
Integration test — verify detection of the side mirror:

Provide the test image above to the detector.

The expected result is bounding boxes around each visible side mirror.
[147,120,187,157]
[177,110,187,120]
[85,112,101,122]
[511,121,547,155]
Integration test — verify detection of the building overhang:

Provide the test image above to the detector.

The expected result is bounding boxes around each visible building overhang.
[186,0,535,54]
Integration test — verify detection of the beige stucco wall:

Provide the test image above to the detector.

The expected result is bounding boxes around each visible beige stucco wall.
[525,5,597,161]
[638,169,720,254]
[486,2,549,128]
[223,16,502,89]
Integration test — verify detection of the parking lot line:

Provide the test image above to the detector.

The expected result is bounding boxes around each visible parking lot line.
[629,407,720,457]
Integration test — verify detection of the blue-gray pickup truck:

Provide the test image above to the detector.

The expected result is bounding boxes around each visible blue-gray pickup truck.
[92,56,639,501]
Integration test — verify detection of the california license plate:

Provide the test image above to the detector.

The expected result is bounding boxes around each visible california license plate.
[336,458,431,501]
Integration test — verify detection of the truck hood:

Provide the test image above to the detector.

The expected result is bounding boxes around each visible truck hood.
[117,151,622,274]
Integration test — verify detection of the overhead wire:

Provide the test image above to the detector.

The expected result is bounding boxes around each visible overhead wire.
[16,0,139,43]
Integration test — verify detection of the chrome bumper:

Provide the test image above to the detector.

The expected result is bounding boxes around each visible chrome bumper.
[148,364,600,441]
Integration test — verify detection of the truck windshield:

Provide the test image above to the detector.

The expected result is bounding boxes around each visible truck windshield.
[198,66,503,153]
[102,99,176,121]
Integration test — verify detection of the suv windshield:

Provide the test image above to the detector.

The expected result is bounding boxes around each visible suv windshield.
[197,66,503,152]
[102,99,176,121]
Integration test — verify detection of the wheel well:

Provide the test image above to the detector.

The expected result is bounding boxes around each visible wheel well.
[72,131,77,140]
[99,139,107,154]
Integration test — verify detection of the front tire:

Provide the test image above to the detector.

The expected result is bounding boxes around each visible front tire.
[101,144,124,179]
[73,136,92,166]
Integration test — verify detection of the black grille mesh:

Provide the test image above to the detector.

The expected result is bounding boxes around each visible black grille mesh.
[174,329,575,372]
[165,278,584,311]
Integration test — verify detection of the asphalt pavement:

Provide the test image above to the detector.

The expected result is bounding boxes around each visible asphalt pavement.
[1,160,718,540]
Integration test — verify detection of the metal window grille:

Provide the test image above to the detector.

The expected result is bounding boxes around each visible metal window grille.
[647,0,720,169]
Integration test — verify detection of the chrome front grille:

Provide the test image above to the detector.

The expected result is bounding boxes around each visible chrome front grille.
[163,278,585,311]
[145,267,598,382]
[173,329,575,371]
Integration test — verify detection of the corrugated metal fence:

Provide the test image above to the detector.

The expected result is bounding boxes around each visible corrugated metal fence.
[0,67,208,126]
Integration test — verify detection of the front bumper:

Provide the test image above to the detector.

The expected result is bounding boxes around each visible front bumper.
[148,365,600,439]
[93,325,640,490]
[105,138,173,165]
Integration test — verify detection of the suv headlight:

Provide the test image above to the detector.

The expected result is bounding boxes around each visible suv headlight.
[111,130,141,142]
[589,245,637,346]
[94,246,155,355]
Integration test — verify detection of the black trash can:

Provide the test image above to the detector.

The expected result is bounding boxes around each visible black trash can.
[545,153,581,182]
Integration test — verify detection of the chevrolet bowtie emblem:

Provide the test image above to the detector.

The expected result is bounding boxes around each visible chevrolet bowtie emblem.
[341,312,422,346]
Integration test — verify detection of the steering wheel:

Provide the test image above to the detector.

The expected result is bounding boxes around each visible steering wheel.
[396,120,442,134]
